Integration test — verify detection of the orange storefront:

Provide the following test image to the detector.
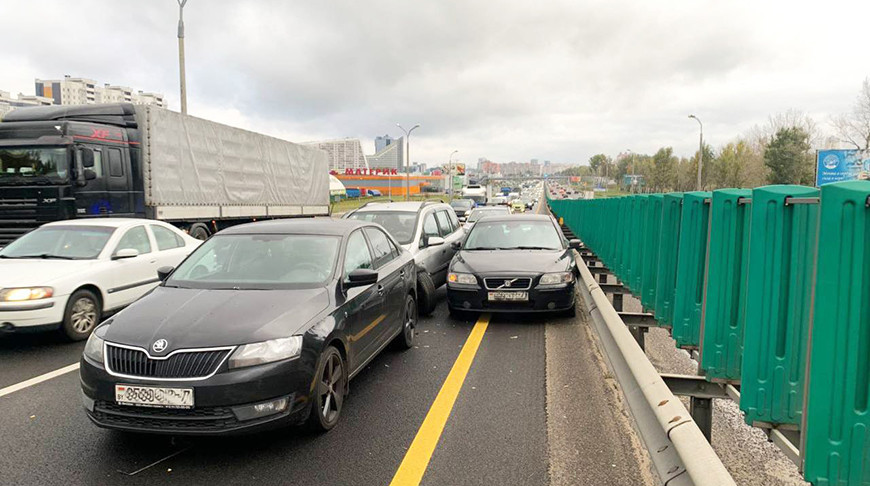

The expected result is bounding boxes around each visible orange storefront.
[333,173,444,197]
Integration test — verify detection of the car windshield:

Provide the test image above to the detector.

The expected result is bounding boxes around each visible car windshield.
[450,200,473,210]
[166,234,340,290]
[346,210,417,244]
[467,208,509,223]
[0,225,114,259]
[0,147,69,184]
[464,220,563,250]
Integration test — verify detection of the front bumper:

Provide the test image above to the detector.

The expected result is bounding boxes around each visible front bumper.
[0,297,65,333]
[447,282,575,313]
[80,351,317,435]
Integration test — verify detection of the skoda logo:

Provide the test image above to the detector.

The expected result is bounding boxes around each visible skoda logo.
[152,339,168,353]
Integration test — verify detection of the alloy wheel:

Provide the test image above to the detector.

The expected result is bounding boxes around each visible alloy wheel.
[404,298,416,343]
[319,353,344,423]
[71,297,97,333]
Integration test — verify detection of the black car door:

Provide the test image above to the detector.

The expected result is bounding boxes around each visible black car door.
[364,227,406,346]
[342,229,386,369]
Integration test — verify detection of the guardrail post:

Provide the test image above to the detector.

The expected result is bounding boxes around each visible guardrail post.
[690,397,713,442]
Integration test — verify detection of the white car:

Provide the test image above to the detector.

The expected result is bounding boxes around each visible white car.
[0,219,201,340]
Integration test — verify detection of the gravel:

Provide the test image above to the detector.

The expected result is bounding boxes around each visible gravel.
[617,292,808,486]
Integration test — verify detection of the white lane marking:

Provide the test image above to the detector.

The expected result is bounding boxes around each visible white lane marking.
[0,363,80,399]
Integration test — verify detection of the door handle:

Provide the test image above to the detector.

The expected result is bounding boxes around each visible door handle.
[377,285,385,296]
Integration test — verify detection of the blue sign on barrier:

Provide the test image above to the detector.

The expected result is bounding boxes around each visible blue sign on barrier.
[816,149,870,186]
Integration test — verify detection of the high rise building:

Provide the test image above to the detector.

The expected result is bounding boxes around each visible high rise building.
[34,75,164,107]
[307,138,369,172]
[375,134,397,153]
[367,136,405,171]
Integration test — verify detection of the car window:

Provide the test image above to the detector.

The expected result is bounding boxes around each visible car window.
[115,226,151,255]
[364,227,397,268]
[346,211,417,244]
[344,230,373,278]
[150,225,184,251]
[435,210,453,236]
[422,212,439,238]
[447,209,461,230]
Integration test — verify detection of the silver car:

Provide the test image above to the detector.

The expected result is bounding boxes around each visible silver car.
[344,201,465,315]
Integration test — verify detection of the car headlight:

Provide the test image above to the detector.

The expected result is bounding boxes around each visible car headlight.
[539,272,574,285]
[228,336,303,369]
[83,332,105,364]
[448,273,477,285]
[0,287,53,301]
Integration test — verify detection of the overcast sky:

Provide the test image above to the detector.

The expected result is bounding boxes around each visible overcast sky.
[1,0,868,166]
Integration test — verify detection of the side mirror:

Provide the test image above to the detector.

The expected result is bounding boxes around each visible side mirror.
[346,268,378,288]
[81,148,95,168]
[112,248,139,260]
[157,266,175,281]
[451,241,462,251]
[427,236,445,247]
[569,239,582,249]
[83,168,97,180]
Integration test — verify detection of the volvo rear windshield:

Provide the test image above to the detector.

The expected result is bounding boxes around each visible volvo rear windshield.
[0,147,69,184]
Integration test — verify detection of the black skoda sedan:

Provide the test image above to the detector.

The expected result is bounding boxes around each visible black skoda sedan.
[80,219,417,435]
[446,214,579,317]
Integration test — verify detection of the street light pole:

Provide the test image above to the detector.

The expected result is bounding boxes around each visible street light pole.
[397,123,420,201]
[177,0,189,114]
[448,150,458,200]
[626,149,633,193]
[689,115,703,190]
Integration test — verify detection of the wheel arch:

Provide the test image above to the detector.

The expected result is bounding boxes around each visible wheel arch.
[70,283,105,312]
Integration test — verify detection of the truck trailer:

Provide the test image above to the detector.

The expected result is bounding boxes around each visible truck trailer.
[0,103,329,244]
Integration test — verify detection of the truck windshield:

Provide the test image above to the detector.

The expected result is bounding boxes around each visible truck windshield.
[0,147,69,184]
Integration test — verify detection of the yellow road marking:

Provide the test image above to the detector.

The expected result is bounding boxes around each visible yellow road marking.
[389,314,490,486]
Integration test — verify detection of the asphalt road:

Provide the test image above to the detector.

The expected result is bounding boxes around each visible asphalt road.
[0,210,652,486]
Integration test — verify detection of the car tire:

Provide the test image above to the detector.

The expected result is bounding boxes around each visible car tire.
[392,293,417,350]
[306,345,347,433]
[416,272,437,316]
[189,224,211,241]
[61,289,102,341]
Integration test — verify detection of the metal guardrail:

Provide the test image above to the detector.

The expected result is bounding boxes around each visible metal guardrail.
[575,258,737,486]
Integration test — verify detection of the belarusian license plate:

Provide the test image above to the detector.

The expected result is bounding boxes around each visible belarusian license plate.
[488,291,529,301]
[115,384,194,409]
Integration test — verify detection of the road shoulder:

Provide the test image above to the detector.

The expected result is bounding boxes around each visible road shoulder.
[545,305,656,486]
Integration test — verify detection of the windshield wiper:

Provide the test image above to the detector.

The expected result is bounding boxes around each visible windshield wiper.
[6,253,77,260]
[509,246,559,250]
[464,247,504,251]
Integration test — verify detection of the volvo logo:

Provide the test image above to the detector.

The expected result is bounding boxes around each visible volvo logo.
[497,278,518,289]
[152,339,168,353]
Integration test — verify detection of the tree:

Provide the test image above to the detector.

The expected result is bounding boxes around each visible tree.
[649,147,678,191]
[764,127,814,184]
[832,77,870,150]
[710,140,751,188]
[588,154,612,177]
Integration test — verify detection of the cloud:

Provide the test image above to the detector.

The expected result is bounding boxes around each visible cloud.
[1,0,868,165]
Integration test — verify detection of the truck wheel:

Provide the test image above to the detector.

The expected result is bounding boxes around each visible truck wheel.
[416,273,437,316]
[189,224,210,240]
[61,289,102,341]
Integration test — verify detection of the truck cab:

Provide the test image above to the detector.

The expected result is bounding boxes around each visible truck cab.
[0,104,141,246]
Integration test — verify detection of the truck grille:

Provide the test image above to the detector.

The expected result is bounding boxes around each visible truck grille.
[484,277,533,290]
[105,344,232,379]
[0,198,39,245]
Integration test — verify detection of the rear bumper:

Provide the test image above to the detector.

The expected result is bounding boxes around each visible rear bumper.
[447,283,575,313]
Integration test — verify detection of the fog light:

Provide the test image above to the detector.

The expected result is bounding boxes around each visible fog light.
[547,302,556,310]
[232,395,291,421]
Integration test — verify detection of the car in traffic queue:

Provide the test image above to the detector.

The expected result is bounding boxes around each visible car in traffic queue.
[446,214,580,318]
[344,201,464,315]
[510,200,526,213]
[463,206,511,230]
[80,218,418,435]
[449,198,475,222]
[0,219,200,340]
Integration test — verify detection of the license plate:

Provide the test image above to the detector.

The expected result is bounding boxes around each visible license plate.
[115,384,194,409]
[488,291,529,301]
